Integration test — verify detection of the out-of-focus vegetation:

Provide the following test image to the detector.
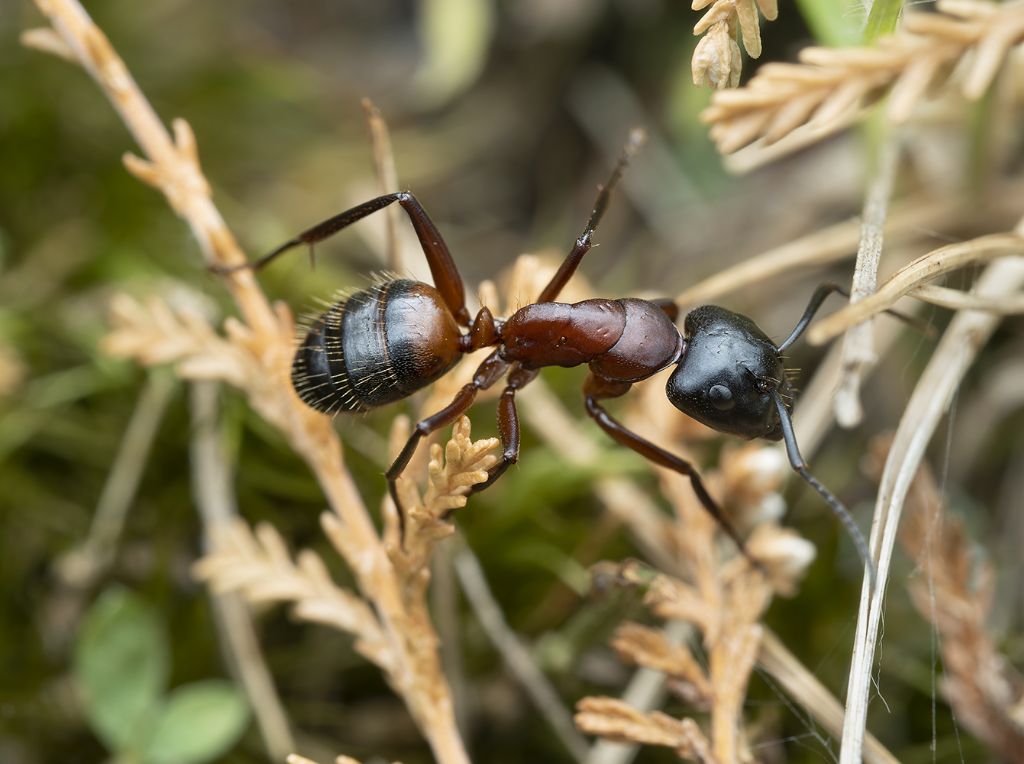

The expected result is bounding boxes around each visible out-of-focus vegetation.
[3,1,1024,762]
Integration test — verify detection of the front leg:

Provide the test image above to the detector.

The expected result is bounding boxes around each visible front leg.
[583,374,755,566]
[535,129,645,304]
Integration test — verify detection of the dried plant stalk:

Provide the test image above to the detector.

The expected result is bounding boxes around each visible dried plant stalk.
[189,381,296,760]
[833,134,901,429]
[361,97,402,271]
[674,185,1024,307]
[24,2,478,760]
[839,217,1024,762]
[911,283,1024,313]
[703,0,1024,153]
[807,231,1024,345]
[692,0,779,89]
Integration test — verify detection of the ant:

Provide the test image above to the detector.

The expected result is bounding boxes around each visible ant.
[218,132,889,586]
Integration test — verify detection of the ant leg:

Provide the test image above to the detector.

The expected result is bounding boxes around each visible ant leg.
[536,130,646,304]
[216,192,470,325]
[463,365,539,502]
[649,298,680,322]
[582,374,756,565]
[387,351,509,542]
[778,282,930,352]
[768,389,877,589]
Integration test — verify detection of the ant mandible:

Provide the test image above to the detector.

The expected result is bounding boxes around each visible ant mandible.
[219,131,880,585]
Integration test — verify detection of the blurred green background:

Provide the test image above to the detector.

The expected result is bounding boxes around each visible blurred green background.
[3,1,1023,762]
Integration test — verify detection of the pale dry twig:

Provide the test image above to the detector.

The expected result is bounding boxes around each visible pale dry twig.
[189,381,295,760]
[833,135,901,428]
[808,231,1024,345]
[839,212,1024,762]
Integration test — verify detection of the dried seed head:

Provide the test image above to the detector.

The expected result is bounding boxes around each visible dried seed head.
[747,524,816,596]
[693,20,742,89]
[719,444,789,526]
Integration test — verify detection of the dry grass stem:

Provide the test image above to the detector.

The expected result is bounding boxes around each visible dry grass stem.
[453,546,590,762]
[865,441,1024,761]
[361,97,402,272]
[757,631,899,764]
[839,229,1024,762]
[189,381,295,760]
[834,136,900,428]
[692,0,779,89]
[807,231,1024,345]
[671,186,1024,308]
[912,282,1024,313]
[27,2,475,759]
[192,417,498,756]
[587,621,691,764]
[703,0,1024,154]
[194,520,393,668]
[55,372,176,587]
[611,623,713,707]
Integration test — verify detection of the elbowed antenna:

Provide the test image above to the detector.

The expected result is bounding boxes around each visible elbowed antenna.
[777,282,935,353]
[768,388,878,590]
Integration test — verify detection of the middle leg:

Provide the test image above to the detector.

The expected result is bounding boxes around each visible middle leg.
[536,129,645,304]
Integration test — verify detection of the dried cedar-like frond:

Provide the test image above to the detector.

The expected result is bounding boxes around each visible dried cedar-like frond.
[894,446,1024,762]
[703,0,1024,153]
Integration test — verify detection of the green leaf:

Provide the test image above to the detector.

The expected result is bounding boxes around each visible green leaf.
[413,0,495,108]
[795,0,860,47]
[141,681,250,764]
[74,587,169,753]
[863,0,903,43]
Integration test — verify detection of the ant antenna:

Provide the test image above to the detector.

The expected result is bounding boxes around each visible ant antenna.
[778,283,934,353]
[768,388,878,590]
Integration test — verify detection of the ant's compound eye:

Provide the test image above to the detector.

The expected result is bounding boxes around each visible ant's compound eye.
[708,384,734,411]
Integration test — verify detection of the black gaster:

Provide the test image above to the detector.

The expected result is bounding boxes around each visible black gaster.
[292,301,361,414]
[341,284,396,408]
[291,279,463,414]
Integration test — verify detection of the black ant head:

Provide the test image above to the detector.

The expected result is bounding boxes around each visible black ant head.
[666,306,792,441]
